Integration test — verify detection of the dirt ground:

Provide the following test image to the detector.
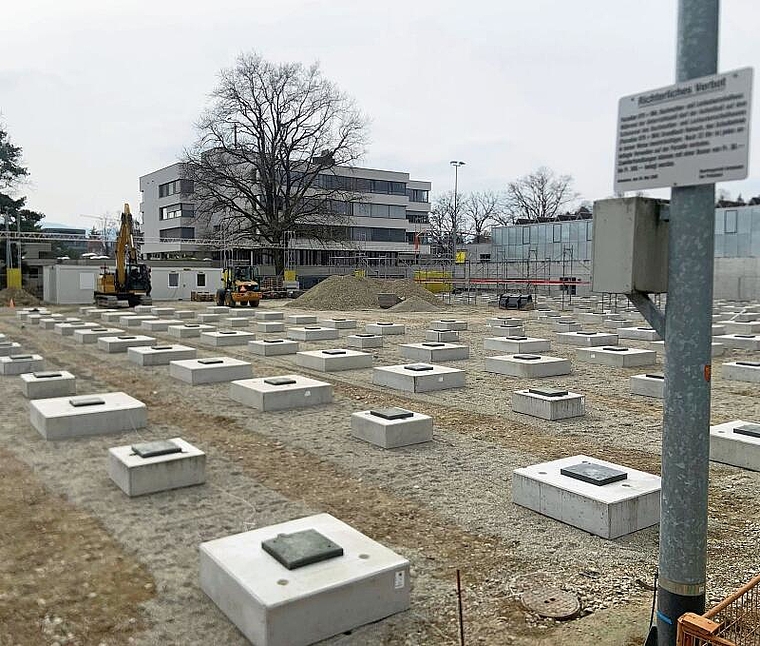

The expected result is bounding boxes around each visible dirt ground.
[0,299,758,645]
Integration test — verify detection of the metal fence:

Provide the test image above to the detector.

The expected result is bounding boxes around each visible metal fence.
[677,574,760,646]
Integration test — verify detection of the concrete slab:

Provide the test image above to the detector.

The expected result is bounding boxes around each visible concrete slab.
[108,437,206,496]
[722,361,760,383]
[255,321,286,333]
[20,370,76,399]
[222,317,251,328]
[576,346,657,368]
[365,322,405,335]
[630,373,665,398]
[256,311,285,321]
[197,313,221,324]
[351,408,433,448]
[511,388,584,420]
[296,349,373,372]
[30,392,148,440]
[199,513,410,646]
[134,305,154,313]
[167,323,216,338]
[424,329,459,343]
[430,319,467,331]
[714,334,760,350]
[487,317,522,327]
[0,341,23,356]
[141,319,176,332]
[101,311,131,323]
[483,337,550,354]
[97,335,157,353]
[248,339,299,356]
[556,331,618,346]
[174,310,195,319]
[512,455,661,539]
[553,322,581,333]
[127,344,197,366]
[488,325,525,338]
[73,327,124,344]
[723,321,760,335]
[150,307,176,317]
[319,318,358,329]
[0,354,44,375]
[120,315,158,328]
[54,321,100,336]
[650,340,725,357]
[229,375,333,411]
[286,326,340,341]
[39,316,65,329]
[286,314,318,325]
[485,354,571,378]
[372,363,466,393]
[617,327,661,341]
[169,357,253,385]
[346,334,384,349]
[710,420,760,471]
[206,306,230,314]
[399,342,469,362]
[200,330,257,346]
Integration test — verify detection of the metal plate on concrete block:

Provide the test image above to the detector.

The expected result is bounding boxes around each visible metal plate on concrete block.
[356,334,375,338]
[577,332,598,335]
[645,373,664,379]
[263,339,285,343]
[377,322,393,326]
[92,328,108,332]
[603,346,627,352]
[132,440,182,458]
[511,336,528,340]
[403,364,434,371]
[528,388,568,397]
[10,354,33,360]
[184,324,200,328]
[198,359,224,365]
[735,334,756,339]
[264,377,297,386]
[734,424,760,439]
[560,462,628,486]
[33,371,62,379]
[261,529,344,570]
[736,361,760,367]
[522,587,580,620]
[304,326,321,330]
[322,349,347,355]
[421,343,444,347]
[117,335,137,340]
[151,345,174,350]
[218,331,238,335]
[69,396,106,407]
[514,355,541,360]
[370,407,414,420]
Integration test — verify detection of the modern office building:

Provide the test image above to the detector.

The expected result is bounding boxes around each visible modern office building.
[139,162,432,270]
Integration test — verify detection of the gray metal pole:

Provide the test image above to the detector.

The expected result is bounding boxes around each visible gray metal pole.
[657,1,719,644]
[16,209,21,283]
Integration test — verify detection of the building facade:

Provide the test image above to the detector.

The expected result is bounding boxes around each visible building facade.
[139,163,431,270]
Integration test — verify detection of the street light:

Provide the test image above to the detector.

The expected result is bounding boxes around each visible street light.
[449,160,465,273]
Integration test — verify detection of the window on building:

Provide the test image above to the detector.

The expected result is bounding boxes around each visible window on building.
[725,209,738,234]
[159,179,194,198]
[553,224,562,243]
[160,227,195,239]
[196,273,206,287]
[407,211,429,224]
[586,221,593,241]
[159,203,195,220]
[168,272,179,287]
[406,188,429,203]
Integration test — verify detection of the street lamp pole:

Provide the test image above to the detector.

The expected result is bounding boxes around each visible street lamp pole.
[450,160,465,289]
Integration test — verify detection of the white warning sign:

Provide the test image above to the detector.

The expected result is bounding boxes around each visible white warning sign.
[614,67,753,192]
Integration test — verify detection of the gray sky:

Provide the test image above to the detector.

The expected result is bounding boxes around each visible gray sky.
[1,0,758,228]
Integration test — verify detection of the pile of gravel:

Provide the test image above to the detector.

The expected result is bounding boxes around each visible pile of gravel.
[290,275,440,311]
[0,288,41,307]
[389,296,442,312]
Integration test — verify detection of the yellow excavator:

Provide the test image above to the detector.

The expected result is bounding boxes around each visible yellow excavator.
[94,203,152,307]
[216,265,262,307]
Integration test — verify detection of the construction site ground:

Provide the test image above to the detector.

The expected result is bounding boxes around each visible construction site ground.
[1,300,758,646]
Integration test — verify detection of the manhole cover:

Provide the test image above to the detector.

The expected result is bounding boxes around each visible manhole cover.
[522,587,580,620]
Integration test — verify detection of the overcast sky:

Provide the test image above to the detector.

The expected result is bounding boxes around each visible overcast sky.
[1,0,758,228]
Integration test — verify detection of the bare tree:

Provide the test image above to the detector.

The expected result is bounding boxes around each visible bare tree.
[462,191,502,242]
[182,52,369,274]
[496,167,579,224]
[429,191,469,257]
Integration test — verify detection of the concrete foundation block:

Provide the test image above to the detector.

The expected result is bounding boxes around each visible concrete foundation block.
[732,313,760,322]
[603,319,633,330]
[134,305,154,313]
[365,322,405,335]
[512,455,661,539]
[141,319,176,332]
[711,325,726,336]
[255,321,286,333]
[200,330,257,346]
[714,334,760,350]
[127,344,197,366]
[120,315,158,328]
[487,317,522,327]
[483,337,550,353]
[30,392,148,440]
[723,321,760,335]
[199,513,410,646]
[169,357,253,385]
[511,388,584,420]
[424,329,459,343]
[430,319,467,331]
[20,370,76,399]
[248,339,299,356]
[373,363,466,393]
[553,322,581,333]
[39,317,65,329]
[286,314,318,325]
[320,318,358,329]
[0,354,45,375]
[286,326,340,341]
[150,307,176,317]
[617,327,661,341]
[206,306,230,314]
[101,311,130,323]
[108,437,206,496]
[485,354,571,378]
[296,349,373,372]
[231,308,258,317]
[346,334,384,349]
[556,331,618,346]
[54,321,100,336]
[576,346,657,367]
[722,361,760,383]
[222,317,251,328]
[73,327,123,343]
[399,342,469,362]
[167,323,215,338]
[351,408,433,448]
[650,340,725,357]
[198,313,221,323]
[710,420,760,471]
[174,310,195,319]
[97,335,157,353]
[488,325,525,337]
[630,373,665,398]
[0,341,23,356]
[230,375,333,411]
[256,311,285,321]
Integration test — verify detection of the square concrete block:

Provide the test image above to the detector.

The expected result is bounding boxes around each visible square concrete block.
[54,321,99,336]
[617,327,661,341]
[199,513,410,646]
[650,340,725,357]
[30,392,148,440]
[430,319,467,331]
[73,327,123,343]
[286,314,318,325]
[248,339,299,356]
[714,334,760,350]
[512,455,661,539]
[0,354,44,375]
[256,311,285,321]
[576,346,657,367]
[604,319,633,330]
[141,319,176,332]
[320,318,358,329]
[351,408,433,448]
[198,313,221,324]
[39,317,65,329]
[711,325,726,336]
[222,317,251,328]
[512,388,584,420]
[230,375,333,411]
[630,373,665,398]
[286,326,340,341]
[108,437,206,496]
[710,420,760,471]
[168,323,215,338]
[230,307,258,318]
[485,354,571,378]
[346,334,384,349]
[373,363,466,393]
[255,321,286,333]
[365,322,405,335]
[487,317,522,327]
[101,311,130,323]
[200,330,257,346]
[723,321,760,335]
[120,315,158,328]
[97,335,157,353]
[424,329,459,343]
[296,349,373,372]
[553,322,581,333]
[169,357,253,385]
[489,325,526,338]
[134,305,154,313]
[127,344,197,366]
[556,331,618,346]
[20,370,76,399]
[399,342,469,362]
[174,310,195,319]
[483,337,550,354]
[150,307,176,317]
[0,341,23,356]
[722,361,760,383]
[206,306,230,313]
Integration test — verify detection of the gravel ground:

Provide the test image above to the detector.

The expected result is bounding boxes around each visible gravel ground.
[1,297,759,646]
